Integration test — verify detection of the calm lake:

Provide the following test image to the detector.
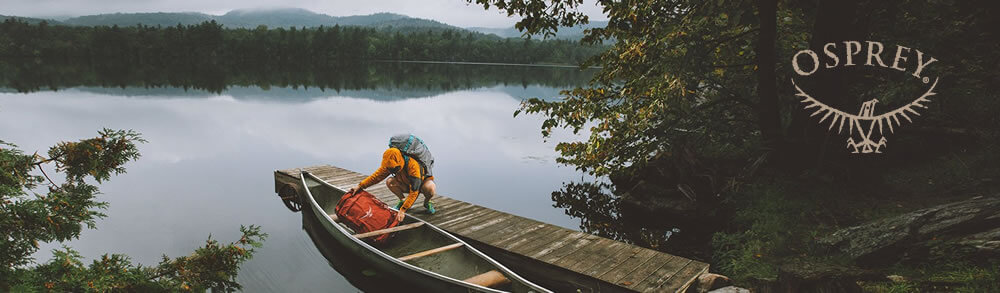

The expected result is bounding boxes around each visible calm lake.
[0,62,598,291]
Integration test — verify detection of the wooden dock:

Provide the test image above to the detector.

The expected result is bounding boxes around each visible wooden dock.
[274,165,709,292]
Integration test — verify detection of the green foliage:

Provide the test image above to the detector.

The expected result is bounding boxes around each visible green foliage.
[481,0,1000,179]
[7,226,265,292]
[0,130,142,272]
[711,182,806,281]
[470,0,590,39]
[478,4,1000,291]
[859,281,917,293]
[1,131,267,291]
[149,225,265,291]
[923,262,1000,293]
[863,262,1000,293]
[48,129,145,183]
[495,0,764,176]
[711,230,778,282]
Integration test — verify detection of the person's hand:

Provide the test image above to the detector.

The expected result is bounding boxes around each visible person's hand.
[346,185,361,195]
[395,210,405,223]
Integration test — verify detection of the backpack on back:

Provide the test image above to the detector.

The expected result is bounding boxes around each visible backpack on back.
[388,134,434,178]
[335,190,399,243]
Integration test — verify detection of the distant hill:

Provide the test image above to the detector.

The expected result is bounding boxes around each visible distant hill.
[6,9,603,39]
[1,15,64,25]
[215,8,336,28]
[370,17,454,29]
[468,20,609,40]
[46,8,462,31]
[64,12,214,27]
[335,13,409,26]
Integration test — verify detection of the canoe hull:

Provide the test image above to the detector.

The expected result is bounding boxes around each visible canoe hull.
[307,202,501,292]
[298,171,550,293]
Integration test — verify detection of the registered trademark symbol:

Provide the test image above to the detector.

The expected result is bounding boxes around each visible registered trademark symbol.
[923,77,930,83]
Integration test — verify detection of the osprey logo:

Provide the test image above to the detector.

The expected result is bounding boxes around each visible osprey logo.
[791,41,939,154]
[361,207,373,219]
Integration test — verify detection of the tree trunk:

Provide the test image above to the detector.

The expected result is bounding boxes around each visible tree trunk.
[755,0,782,152]
[784,0,863,170]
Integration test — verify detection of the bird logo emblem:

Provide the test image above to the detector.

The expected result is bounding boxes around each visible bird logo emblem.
[792,77,937,154]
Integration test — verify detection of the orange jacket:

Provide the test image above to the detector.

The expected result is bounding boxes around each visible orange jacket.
[358,148,425,212]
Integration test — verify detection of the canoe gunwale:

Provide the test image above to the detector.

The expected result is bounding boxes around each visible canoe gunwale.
[299,171,551,293]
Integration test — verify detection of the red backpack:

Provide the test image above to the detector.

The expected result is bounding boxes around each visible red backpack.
[335,190,400,243]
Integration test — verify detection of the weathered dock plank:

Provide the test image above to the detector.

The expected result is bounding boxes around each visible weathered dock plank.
[274,165,708,292]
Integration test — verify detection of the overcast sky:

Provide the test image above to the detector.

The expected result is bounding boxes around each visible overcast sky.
[2,0,607,28]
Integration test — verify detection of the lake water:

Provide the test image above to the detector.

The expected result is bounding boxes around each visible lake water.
[0,62,596,291]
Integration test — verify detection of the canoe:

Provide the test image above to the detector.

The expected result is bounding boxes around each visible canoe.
[299,171,552,293]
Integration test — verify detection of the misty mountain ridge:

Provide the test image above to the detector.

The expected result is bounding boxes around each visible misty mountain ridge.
[5,8,603,39]
[21,8,457,31]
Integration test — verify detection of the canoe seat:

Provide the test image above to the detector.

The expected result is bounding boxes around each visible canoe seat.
[463,270,511,288]
[398,243,464,262]
[353,222,424,239]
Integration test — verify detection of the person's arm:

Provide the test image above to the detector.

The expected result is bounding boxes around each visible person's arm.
[395,179,419,222]
[357,165,390,191]
[399,189,419,213]
[353,149,401,192]
[398,157,423,213]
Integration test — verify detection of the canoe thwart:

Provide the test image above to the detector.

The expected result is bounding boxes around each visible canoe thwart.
[463,270,511,288]
[398,243,464,262]
[353,222,425,239]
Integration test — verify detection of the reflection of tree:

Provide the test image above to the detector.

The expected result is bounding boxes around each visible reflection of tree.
[0,58,595,94]
[552,181,714,260]
[0,19,604,93]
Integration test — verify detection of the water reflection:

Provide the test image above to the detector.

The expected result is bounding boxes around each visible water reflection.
[0,59,595,96]
[0,63,590,291]
[551,181,713,260]
[300,207,411,292]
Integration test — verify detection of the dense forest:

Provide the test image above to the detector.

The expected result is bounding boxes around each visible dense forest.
[472,0,999,291]
[0,19,604,66]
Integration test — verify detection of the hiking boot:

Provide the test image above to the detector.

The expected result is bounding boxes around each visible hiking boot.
[424,201,437,214]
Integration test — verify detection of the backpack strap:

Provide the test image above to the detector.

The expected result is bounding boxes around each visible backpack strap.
[396,149,408,177]
[403,135,414,152]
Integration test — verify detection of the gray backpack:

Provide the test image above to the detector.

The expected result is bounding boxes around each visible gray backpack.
[389,134,434,178]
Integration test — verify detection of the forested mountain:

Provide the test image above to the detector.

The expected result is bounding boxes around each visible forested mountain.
[11,8,601,38]
[213,8,336,28]
[0,15,64,25]
[64,12,214,27]
[50,8,461,30]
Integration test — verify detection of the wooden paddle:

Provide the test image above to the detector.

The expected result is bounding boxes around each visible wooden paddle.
[463,270,511,288]
[398,243,464,261]
[353,222,424,239]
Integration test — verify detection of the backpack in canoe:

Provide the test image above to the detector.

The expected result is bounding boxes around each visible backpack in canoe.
[335,190,400,243]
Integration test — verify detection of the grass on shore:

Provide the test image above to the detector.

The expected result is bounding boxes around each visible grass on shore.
[709,144,999,291]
